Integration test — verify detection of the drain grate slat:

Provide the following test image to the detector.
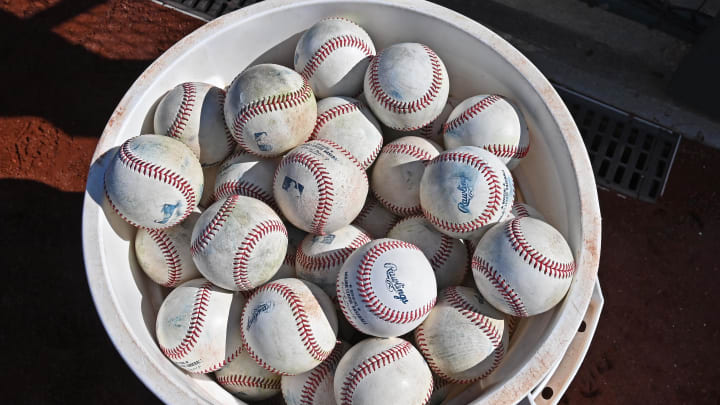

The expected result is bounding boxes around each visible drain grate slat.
[154,0,263,21]
[556,85,680,202]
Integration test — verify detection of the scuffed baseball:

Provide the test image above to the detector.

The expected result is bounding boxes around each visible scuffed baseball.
[135,212,201,287]
[225,64,316,157]
[295,17,376,98]
[472,217,575,317]
[191,195,287,291]
[415,286,507,383]
[156,278,244,374]
[213,148,280,212]
[333,337,433,405]
[336,238,437,337]
[215,344,281,401]
[370,136,442,217]
[352,194,398,239]
[387,216,468,290]
[364,43,449,131]
[104,135,203,229]
[273,139,368,235]
[443,95,530,170]
[154,82,234,166]
[383,100,455,146]
[296,224,372,298]
[281,340,350,405]
[311,96,383,169]
[241,278,338,375]
[419,146,514,239]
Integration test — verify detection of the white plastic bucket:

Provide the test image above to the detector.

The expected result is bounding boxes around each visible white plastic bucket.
[82,1,602,403]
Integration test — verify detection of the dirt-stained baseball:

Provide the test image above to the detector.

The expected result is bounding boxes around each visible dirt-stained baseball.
[212,148,280,212]
[281,340,350,405]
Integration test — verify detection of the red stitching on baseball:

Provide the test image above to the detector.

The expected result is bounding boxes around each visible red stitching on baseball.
[311,102,362,140]
[354,197,378,224]
[104,185,140,228]
[299,342,346,405]
[241,282,331,375]
[191,343,244,374]
[159,281,214,360]
[507,316,520,339]
[275,152,334,235]
[505,219,575,279]
[422,152,503,234]
[368,44,444,116]
[512,202,530,218]
[338,341,413,404]
[117,138,197,225]
[442,95,502,134]
[430,232,454,271]
[213,180,278,212]
[373,191,422,217]
[233,220,288,290]
[216,374,281,390]
[146,228,183,287]
[300,35,374,81]
[217,88,237,156]
[166,82,197,140]
[297,233,371,272]
[381,142,435,162]
[363,139,383,170]
[471,256,528,317]
[356,240,436,324]
[484,143,529,159]
[231,79,313,156]
[190,195,238,255]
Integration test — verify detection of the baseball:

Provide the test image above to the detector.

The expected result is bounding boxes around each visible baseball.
[296,224,372,299]
[336,238,437,337]
[134,212,201,288]
[311,96,383,170]
[364,42,449,130]
[156,278,244,374]
[387,216,468,290]
[472,217,575,317]
[225,63,316,157]
[281,340,350,405]
[383,100,455,146]
[154,82,234,167]
[333,337,433,405]
[212,148,280,212]
[241,278,338,375]
[199,163,220,208]
[370,136,442,217]
[419,146,514,239]
[443,94,530,170]
[352,194,398,239]
[215,344,282,401]
[414,286,507,383]
[295,17,376,98]
[273,139,368,235]
[191,195,287,291]
[104,134,203,229]
[511,201,546,221]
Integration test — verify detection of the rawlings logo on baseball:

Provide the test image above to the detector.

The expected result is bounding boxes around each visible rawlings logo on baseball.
[456,175,474,214]
[385,263,409,304]
[247,301,274,330]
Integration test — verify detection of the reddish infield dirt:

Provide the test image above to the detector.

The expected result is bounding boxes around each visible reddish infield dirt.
[1,0,718,404]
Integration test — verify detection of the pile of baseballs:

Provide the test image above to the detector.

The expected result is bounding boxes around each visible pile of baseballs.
[104,17,576,405]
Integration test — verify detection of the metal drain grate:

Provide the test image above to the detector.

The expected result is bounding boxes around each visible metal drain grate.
[555,85,681,202]
[153,0,264,21]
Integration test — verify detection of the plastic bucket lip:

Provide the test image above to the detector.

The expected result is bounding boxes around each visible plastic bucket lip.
[82,1,601,404]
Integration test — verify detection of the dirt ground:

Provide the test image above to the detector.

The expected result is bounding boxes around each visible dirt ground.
[0,0,718,404]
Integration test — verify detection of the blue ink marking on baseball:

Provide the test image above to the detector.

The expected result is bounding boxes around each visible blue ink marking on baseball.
[312,234,336,244]
[155,201,182,224]
[254,132,272,152]
[282,176,304,196]
[456,175,474,214]
[247,301,274,330]
[385,263,409,304]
